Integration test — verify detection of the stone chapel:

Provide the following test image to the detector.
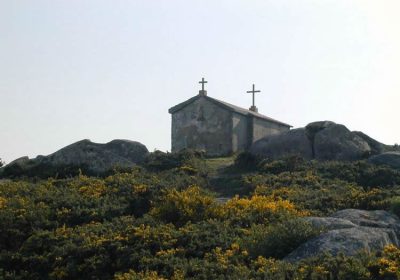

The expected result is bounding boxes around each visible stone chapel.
[168,79,291,156]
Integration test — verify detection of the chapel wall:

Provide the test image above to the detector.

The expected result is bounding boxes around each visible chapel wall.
[251,117,290,143]
[171,97,232,156]
[232,113,249,152]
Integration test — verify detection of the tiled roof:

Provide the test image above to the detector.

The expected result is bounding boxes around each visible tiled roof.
[168,94,292,127]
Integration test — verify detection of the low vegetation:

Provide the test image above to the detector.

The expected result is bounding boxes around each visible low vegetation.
[1,151,400,279]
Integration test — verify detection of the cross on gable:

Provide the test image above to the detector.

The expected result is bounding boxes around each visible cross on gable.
[247,84,261,111]
[199,77,208,91]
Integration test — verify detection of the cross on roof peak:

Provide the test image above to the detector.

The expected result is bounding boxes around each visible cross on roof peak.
[246,84,261,112]
[198,77,208,96]
[199,77,207,90]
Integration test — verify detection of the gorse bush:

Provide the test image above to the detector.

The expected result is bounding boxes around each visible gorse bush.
[150,187,307,227]
[234,151,262,171]
[1,154,400,279]
[316,161,400,187]
[243,219,322,259]
[144,149,205,172]
[150,186,218,226]
[218,194,307,226]
[390,196,400,218]
[247,170,400,215]
[258,156,309,174]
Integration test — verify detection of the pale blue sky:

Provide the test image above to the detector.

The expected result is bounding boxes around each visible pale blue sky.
[1,0,399,163]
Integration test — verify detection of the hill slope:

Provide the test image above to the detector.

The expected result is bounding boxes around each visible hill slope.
[1,151,400,279]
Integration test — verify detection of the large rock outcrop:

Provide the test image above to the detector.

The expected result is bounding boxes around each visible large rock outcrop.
[353,131,387,155]
[250,128,314,160]
[312,122,371,160]
[0,139,149,178]
[250,121,381,161]
[285,209,400,261]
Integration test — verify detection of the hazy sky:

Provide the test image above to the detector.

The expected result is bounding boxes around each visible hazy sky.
[1,0,399,163]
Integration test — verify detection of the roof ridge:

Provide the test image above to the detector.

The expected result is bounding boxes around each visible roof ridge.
[169,95,292,127]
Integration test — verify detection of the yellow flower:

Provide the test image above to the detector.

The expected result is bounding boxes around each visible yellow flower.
[219,194,307,223]
[384,244,399,254]
[253,256,279,273]
[0,196,7,209]
[114,270,167,280]
[133,184,148,194]
[55,224,72,237]
[78,183,107,198]
[314,265,329,275]
[156,248,184,257]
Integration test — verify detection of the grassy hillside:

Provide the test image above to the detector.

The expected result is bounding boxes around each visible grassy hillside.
[1,151,400,279]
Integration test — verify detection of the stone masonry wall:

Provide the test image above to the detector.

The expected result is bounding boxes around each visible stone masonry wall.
[232,112,249,152]
[251,117,290,143]
[171,97,233,156]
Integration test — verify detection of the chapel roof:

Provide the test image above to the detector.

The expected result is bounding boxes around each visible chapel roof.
[168,94,292,127]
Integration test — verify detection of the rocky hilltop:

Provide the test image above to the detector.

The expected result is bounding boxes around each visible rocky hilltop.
[0,139,148,178]
[1,121,399,178]
[251,121,399,164]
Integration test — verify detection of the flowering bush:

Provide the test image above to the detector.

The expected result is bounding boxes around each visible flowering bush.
[150,186,218,226]
[218,194,308,226]
[1,155,400,279]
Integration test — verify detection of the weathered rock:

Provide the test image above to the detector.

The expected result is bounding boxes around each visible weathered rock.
[285,209,400,261]
[7,156,30,166]
[45,139,148,168]
[250,121,377,161]
[305,121,336,139]
[353,131,386,155]
[304,217,357,230]
[0,139,149,178]
[368,152,400,170]
[331,209,400,229]
[313,124,371,160]
[249,128,313,160]
[286,227,398,262]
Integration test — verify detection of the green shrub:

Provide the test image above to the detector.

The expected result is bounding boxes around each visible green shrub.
[258,156,308,174]
[149,186,218,226]
[317,161,400,187]
[144,149,204,172]
[390,196,400,218]
[1,156,400,279]
[234,152,262,171]
[242,219,321,259]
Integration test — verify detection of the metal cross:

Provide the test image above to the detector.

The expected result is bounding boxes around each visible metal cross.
[247,84,261,107]
[199,77,208,91]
